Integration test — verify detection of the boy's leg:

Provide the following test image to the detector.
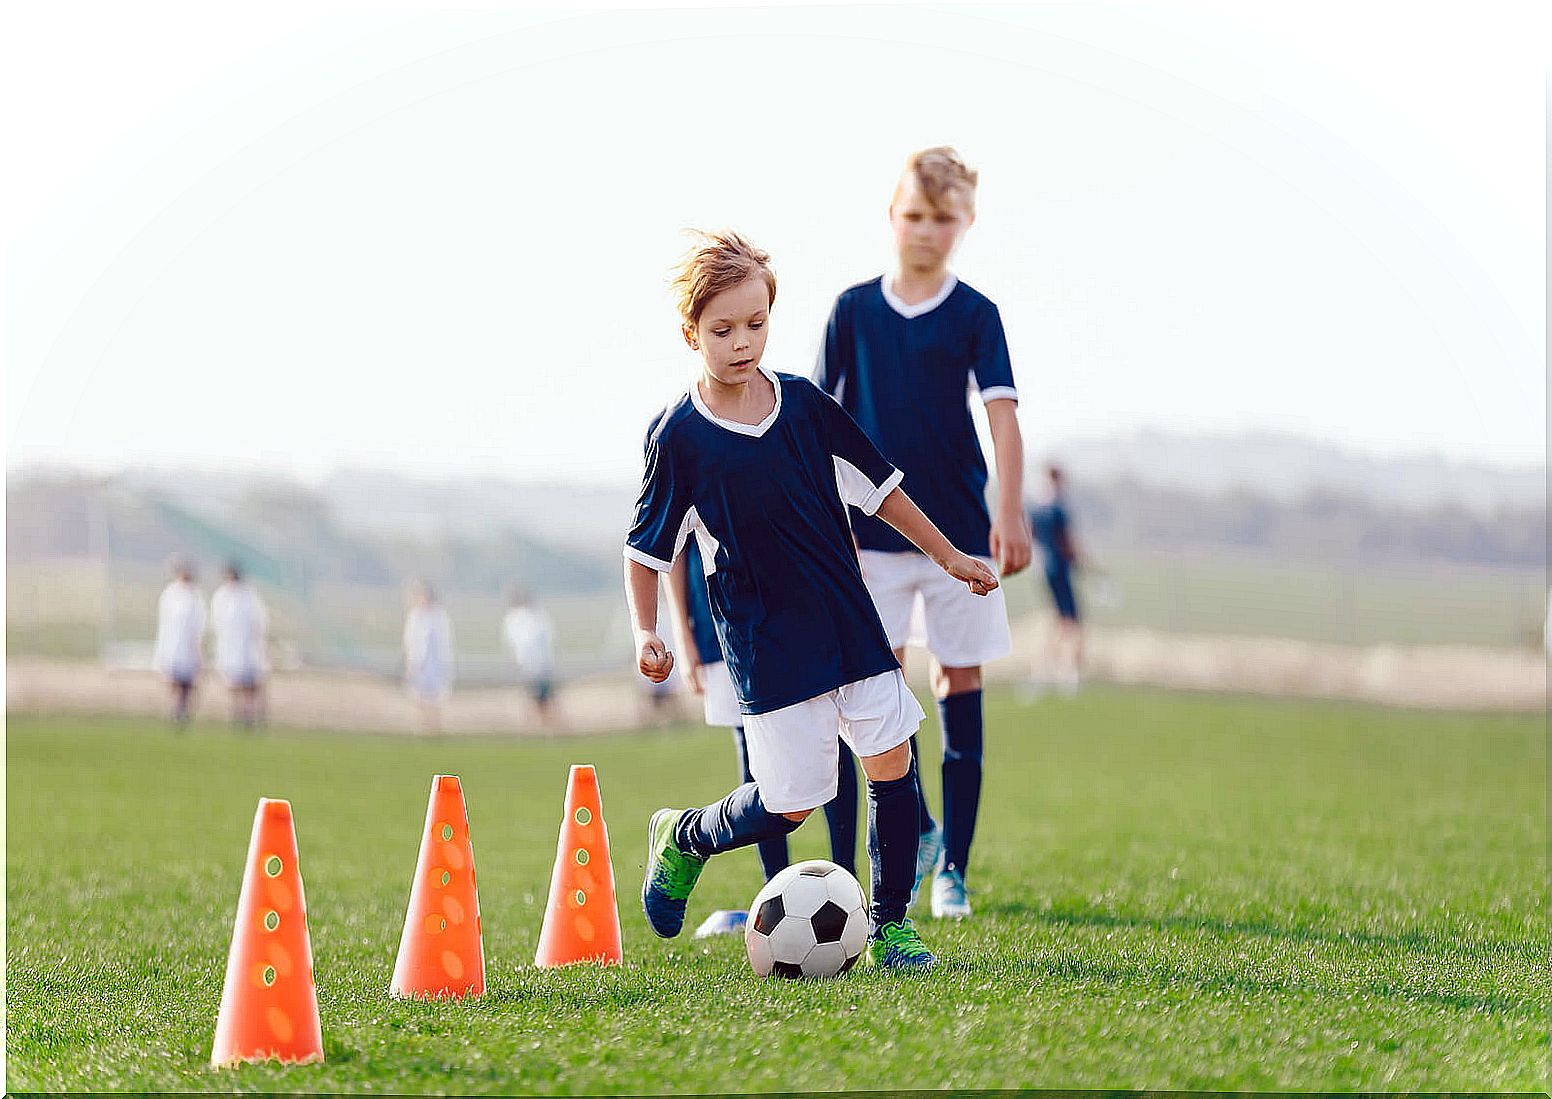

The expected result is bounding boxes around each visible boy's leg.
[731,725,791,882]
[931,669,984,875]
[920,560,1009,916]
[837,670,935,969]
[645,691,839,938]
[643,786,804,939]
[823,747,858,876]
[862,744,919,930]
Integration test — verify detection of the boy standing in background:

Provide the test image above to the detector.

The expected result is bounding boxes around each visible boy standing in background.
[817,147,1031,919]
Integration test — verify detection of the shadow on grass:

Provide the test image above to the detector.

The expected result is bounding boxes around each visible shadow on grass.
[994,898,1543,964]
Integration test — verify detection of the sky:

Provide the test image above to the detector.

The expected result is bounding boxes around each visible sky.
[4,0,1546,487]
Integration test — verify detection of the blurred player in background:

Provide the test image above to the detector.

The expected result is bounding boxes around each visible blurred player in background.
[210,561,269,728]
[816,147,1030,919]
[1029,463,1085,694]
[152,555,205,727]
[403,580,454,733]
[502,586,558,727]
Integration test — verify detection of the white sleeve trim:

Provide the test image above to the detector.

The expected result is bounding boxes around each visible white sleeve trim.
[625,505,705,573]
[623,545,673,573]
[979,386,1019,405]
[852,465,904,516]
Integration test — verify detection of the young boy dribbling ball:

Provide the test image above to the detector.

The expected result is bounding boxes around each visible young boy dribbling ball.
[624,230,998,969]
[816,147,1031,919]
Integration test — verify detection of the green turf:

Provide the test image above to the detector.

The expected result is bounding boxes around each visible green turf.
[6,689,1546,1091]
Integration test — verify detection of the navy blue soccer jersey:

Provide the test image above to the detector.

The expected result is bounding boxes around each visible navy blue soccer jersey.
[625,369,901,715]
[682,539,723,668]
[816,275,1016,557]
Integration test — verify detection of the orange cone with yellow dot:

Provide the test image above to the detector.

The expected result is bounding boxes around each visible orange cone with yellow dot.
[211,798,324,1067]
[389,775,486,999]
[534,764,622,967]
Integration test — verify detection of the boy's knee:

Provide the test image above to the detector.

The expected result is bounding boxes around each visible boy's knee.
[860,739,913,783]
[779,808,813,826]
[932,663,982,698]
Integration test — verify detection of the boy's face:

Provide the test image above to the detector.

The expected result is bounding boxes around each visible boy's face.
[889,175,974,275]
[684,277,770,386]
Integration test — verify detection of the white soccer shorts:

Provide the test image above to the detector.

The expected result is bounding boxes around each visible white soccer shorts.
[741,669,924,813]
[858,550,1012,667]
[699,658,742,728]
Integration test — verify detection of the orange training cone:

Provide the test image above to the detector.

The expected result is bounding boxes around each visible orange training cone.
[211,798,324,1067]
[534,764,622,967]
[390,775,486,999]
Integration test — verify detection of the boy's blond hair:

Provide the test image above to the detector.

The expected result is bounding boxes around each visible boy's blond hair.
[893,146,979,213]
[670,230,778,328]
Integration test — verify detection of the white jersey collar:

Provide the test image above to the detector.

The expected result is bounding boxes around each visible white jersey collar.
[690,365,783,438]
[881,271,958,319]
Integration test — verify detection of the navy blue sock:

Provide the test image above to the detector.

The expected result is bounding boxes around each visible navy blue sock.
[676,781,802,860]
[823,748,858,876]
[908,733,937,835]
[938,690,984,875]
[731,726,790,881]
[866,768,917,931]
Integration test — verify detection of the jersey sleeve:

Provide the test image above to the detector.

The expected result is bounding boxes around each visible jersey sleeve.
[972,300,1017,404]
[813,295,851,399]
[625,425,696,572]
[812,382,903,516]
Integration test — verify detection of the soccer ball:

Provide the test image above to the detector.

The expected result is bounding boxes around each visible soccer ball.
[745,859,868,978]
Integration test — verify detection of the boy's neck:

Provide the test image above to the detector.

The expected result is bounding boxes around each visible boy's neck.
[698,367,776,425]
[889,264,952,306]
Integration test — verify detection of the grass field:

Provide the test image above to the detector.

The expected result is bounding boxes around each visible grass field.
[6,689,1546,1091]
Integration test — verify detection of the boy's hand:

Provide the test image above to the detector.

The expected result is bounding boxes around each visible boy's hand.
[637,631,675,683]
[943,552,999,597]
[682,660,705,696]
[989,507,1033,577]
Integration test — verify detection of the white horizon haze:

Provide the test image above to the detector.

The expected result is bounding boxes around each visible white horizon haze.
[4,1,1546,488]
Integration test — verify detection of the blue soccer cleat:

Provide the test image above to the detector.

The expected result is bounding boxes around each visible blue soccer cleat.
[866,918,937,971]
[641,807,706,938]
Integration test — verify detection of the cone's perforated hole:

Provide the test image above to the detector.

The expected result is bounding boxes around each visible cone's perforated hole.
[439,823,453,841]
[574,848,590,865]
[575,890,587,906]
[264,910,280,931]
[264,856,282,877]
[262,966,277,986]
[574,807,592,825]
[439,870,451,886]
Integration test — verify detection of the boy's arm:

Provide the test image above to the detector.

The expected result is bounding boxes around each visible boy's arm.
[624,558,674,682]
[875,488,999,597]
[985,399,1033,577]
[664,553,704,694]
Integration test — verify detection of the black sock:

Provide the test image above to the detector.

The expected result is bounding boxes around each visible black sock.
[731,726,790,881]
[938,690,984,875]
[866,767,917,931]
[908,733,936,835]
[676,781,802,860]
[823,748,858,876]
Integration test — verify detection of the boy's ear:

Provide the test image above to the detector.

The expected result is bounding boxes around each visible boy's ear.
[681,322,699,350]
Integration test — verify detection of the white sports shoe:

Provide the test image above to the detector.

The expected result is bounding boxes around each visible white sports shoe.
[691,909,748,938]
[931,867,972,919]
[909,822,944,908]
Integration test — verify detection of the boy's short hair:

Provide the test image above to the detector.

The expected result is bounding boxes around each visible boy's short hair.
[894,146,979,213]
[670,230,777,328]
